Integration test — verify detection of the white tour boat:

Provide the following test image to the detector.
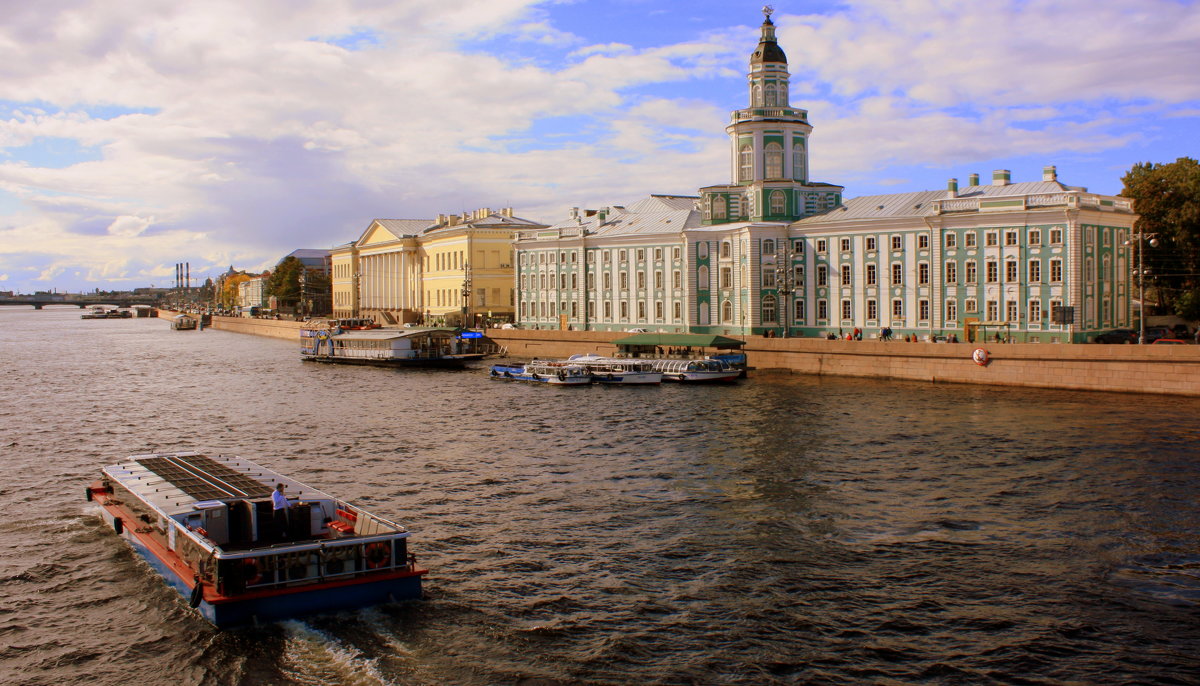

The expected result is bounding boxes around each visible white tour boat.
[489,361,592,385]
[650,357,741,382]
[564,354,663,384]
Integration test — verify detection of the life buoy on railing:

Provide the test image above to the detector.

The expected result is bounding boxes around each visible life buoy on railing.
[365,542,390,569]
[243,558,262,585]
[972,348,990,367]
[531,373,539,380]
[557,370,567,381]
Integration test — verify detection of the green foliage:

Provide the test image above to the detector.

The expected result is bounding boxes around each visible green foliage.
[268,256,303,305]
[1122,157,1200,315]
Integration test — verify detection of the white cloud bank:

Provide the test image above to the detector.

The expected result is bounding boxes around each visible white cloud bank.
[0,0,1196,291]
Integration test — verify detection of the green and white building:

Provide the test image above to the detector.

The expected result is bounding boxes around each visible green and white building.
[513,8,1136,342]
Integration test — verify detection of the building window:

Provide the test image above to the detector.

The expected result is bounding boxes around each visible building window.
[945,233,957,248]
[965,232,977,248]
[619,249,627,262]
[918,263,929,285]
[765,143,783,178]
[587,251,595,263]
[586,273,594,289]
[817,265,828,286]
[866,264,877,286]
[765,84,777,106]
[817,299,828,320]
[1029,299,1041,323]
[867,299,878,320]
[841,265,852,286]
[763,295,777,322]
[892,299,903,318]
[987,300,999,320]
[655,271,663,289]
[673,247,681,260]
[891,263,903,284]
[673,270,681,289]
[946,261,957,283]
[637,301,646,319]
[986,261,998,283]
[794,298,806,322]
[817,239,828,253]
[763,239,776,255]
[654,301,663,319]
[720,267,733,288]
[1086,257,1095,281]
[571,301,578,318]
[1029,260,1041,282]
[966,261,978,283]
[1006,260,1018,282]
[840,238,851,252]
[986,232,998,247]
[635,249,644,262]
[604,301,611,319]
[637,271,646,289]
[1029,229,1042,246]
[793,142,806,180]
[603,272,611,290]
[1050,258,1063,282]
[1005,230,1018,246]
[946,299,957,321]
[1006,301,1017,322]
[891,235,902,250]
[722,300,733,323]
[866,236,877,251]
[763,270,777,288]
[918,299,929,321]
[721,241,732,258]
[918,234,929,249]
[618,301,627,319]
[712,195,727,220]
[769,190,786,216]
[1050,228,1064,244]
[673,301,681,319]
[571,273,577,289]
[739,145,753,182]
[619,273,628,290]
[841,299,852,320]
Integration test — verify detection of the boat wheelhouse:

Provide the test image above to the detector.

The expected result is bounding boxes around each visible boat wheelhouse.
[87,451,425,628]
[300,323,487,368]
[489,361,592,385]
[171,313,199,330]
[564,355,663,384]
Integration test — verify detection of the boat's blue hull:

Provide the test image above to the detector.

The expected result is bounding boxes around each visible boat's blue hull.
[96,506,423,628]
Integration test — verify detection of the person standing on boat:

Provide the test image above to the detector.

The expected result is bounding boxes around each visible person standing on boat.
[272,482,293,541]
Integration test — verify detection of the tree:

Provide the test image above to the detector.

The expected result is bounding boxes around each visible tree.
[219,273,253,308]
[1121,157,1200,320]
[268,256,303,308]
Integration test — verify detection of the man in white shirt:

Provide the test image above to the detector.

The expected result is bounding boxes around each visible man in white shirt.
[272,483,292,540]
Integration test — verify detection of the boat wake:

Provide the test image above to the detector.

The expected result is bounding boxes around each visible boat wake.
[279,620,394,686]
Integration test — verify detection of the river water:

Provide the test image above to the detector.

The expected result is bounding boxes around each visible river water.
[1,306,1199,685]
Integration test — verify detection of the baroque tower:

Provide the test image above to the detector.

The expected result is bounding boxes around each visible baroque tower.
[700,6,842,224]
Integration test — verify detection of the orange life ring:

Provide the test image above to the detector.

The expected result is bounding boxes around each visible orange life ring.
[243,558,262,585]
[365,542,390,569]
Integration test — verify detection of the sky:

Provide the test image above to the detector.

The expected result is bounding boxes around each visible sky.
[1,0,1198,294]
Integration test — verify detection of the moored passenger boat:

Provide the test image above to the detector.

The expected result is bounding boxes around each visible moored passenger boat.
[564,354,662,384]
[651,357,741,382]
[170,313,199,330]
[488,361,592,385]
[301,320,486,368]
[87,451,425,628]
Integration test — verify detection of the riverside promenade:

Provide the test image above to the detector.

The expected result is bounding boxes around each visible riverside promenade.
[168,312,1200,397]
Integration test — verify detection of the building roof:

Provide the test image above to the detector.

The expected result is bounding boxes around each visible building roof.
[540,195,702,238]
[793,179,1085,225]
[373,219,437,236]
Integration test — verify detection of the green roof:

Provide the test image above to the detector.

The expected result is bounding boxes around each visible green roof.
[612,333,745,349]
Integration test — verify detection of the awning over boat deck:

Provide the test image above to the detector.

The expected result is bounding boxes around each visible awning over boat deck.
[611,333,746,349]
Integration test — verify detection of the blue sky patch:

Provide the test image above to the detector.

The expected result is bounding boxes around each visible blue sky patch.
[2,137,103,169]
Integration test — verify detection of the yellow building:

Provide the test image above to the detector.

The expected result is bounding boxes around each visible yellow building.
[331,209,545,326]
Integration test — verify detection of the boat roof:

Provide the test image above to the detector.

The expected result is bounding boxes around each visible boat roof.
[332,328,456,341]
[103,452,334,517]
[612,333,746,348]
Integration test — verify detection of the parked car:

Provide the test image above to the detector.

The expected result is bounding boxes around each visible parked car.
[1144,326,1171,343]
[1094,328,1138,344]
[1152,338,1187,345]
[1172,324,1191,339]
[625,327,649,333]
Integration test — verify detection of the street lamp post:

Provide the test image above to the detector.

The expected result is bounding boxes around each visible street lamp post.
[775,238,796,338]
[1125,232,1158,344]
[461,262,472,328]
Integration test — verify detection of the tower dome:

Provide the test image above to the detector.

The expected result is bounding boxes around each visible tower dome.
[750,6,787,65]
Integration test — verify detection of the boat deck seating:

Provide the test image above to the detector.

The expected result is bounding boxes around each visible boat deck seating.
[329,508,357,534]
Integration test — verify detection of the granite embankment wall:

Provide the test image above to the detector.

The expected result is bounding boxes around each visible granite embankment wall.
[168,313,1200,396]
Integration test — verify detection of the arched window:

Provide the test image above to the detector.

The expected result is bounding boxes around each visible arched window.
[713,195,727,220]
[765,142,783,178]
[769,191,786,216]
[698,242,709,259]
[753,85,762,107]
[721,241,732,258]
[762,294,777,323]
[763,239,776,255]
[765,85,777,106]
[739,145,753,182]
[722,300,734,323]
[698,265,709,289]
[792,142,806,181]
[779,84,788,106]
[704,196,712,220]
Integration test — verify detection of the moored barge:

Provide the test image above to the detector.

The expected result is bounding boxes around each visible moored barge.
[87,451,425,628]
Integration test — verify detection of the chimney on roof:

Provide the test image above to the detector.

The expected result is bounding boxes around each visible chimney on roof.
[947,178,958,198]
[569,207,579,221]
[503,207,513,217]
[437,213,446,225]
[992,169,1010,186]
[969,173,980,186]
[1043,165,1058,182]
[598,207,609,223]
[448,214,459,226]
